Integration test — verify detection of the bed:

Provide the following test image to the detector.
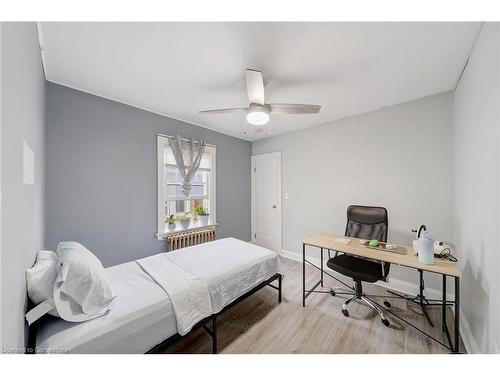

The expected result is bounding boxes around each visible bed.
[29,238,282,354]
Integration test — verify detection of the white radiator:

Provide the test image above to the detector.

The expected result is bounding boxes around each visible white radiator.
[167,227,217,251]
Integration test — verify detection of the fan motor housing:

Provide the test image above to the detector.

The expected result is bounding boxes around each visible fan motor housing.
[246,104,270,125]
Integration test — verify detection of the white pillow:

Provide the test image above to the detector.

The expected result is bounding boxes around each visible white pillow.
[54,241,116,322]
[26,250,60,317]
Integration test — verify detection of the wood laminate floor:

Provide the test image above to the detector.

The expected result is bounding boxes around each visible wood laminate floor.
[160,257,464,354]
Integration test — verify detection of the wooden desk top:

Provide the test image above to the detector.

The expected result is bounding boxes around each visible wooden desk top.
[303,233,461,278]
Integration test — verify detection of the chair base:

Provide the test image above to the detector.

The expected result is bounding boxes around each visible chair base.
[330,282,391,327]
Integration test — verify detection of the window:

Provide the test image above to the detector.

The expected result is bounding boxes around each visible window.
[157,135,216,235]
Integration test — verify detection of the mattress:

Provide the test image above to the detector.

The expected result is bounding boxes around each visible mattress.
[35,238,281,353]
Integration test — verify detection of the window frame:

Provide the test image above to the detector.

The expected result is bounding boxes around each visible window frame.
[156,134,217,238]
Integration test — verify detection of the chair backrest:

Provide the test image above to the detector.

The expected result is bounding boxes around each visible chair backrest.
[345,205,388,242]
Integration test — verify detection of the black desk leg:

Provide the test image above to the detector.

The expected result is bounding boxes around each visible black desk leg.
[442,274,446,332]
[320,247,324,287]
[454,277,460,353]
[302,243,306,307]
[278,274,282,303]
[418,269,433,327]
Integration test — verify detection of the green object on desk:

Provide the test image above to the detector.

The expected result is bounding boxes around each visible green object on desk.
[369,239,379,247]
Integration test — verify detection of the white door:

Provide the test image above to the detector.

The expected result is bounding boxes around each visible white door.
[251,152,281,254]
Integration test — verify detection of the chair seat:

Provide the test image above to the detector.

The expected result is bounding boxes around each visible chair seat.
[327,254,383,283]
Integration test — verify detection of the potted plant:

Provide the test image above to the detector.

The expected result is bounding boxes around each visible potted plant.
[176,213,191,230]
[165,215,176,231]
[194,206,210,226]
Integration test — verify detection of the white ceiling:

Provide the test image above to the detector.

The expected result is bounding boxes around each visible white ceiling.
[38,22,481,141]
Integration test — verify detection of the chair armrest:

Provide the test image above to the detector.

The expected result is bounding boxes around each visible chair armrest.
[327,250,339,259]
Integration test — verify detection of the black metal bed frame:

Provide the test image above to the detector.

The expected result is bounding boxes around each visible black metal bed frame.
[147,272,282,354]
[302,243,461,353]
[26,273,282,354]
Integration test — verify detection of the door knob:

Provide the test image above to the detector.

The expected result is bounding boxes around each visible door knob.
[272,205,277,209]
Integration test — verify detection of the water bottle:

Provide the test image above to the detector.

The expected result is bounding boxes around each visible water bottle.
[417,230,434,265]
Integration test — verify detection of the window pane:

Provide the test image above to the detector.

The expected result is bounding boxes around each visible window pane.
[190,185,204,196]
[166,166,183,184]
[176,200,186,213]
[164,145,176,165]
[160,141,215,232]
[191,171,203,184]
[167,170,178,183]
[165,165,209,199]
[165,199,210,217]
[166,184,183,197]
[199,152,212,169]
[164,142,212,168]
[166,166,207,183]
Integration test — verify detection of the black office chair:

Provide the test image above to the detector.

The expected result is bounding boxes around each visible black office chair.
[327,205,391,326]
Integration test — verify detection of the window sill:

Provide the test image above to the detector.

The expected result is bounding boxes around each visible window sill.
[156,223,218,240]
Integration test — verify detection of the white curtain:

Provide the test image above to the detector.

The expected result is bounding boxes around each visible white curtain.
[168,135,206,196]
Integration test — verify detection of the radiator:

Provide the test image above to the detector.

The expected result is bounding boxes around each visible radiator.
[167,227,216,251]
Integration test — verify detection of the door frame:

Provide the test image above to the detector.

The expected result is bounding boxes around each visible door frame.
[251,151,282,254]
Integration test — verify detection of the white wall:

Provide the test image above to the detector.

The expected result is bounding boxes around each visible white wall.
[0,22,3,350]
[1,23,46,351]
[453,23,500,354]
[252,92,454,290]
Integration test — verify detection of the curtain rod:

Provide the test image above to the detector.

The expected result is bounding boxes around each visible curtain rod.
[157,133,216,148]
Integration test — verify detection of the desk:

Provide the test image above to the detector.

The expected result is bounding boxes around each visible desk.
[303,233,461,353]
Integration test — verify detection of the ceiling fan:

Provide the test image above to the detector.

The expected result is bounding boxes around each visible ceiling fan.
[199,69,321,133]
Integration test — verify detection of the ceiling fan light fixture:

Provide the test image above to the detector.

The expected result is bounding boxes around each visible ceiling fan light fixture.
[246,105,270,126]
[198,69,321,134]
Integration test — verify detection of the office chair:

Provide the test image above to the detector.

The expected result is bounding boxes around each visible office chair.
[327,205,391,326]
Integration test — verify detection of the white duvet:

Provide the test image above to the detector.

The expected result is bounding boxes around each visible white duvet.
[136,254,212,335]
[166,238,281,314]
[136,237,281,336]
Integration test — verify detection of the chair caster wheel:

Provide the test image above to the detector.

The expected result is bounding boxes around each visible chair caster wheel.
[342,309,349,317]
[381,318,390,327]
[330,290,336,297]
[383,300,391,308]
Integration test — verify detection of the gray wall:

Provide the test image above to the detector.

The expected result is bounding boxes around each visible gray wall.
[454,23,499,353]
[1,23,46,350]
[45,82,251,267]
[252,92,454,290]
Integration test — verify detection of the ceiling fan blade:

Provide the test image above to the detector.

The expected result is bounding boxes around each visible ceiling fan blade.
[246,69,265,105]
[199,107,247,114]
[268,103,321,114]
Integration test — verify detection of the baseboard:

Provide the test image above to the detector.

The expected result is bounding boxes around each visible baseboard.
[280,249,303,263]
[459,313,479,354]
